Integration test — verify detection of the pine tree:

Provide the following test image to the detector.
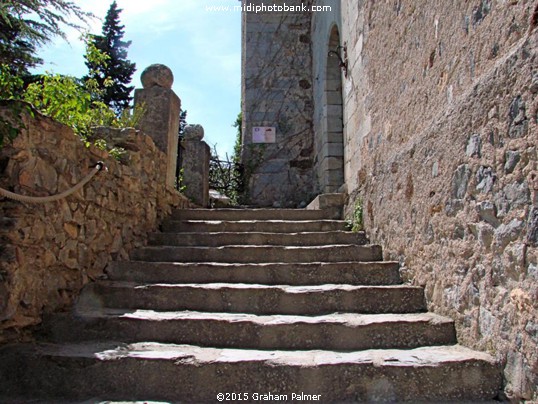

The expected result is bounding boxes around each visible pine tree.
[84,1,136,113]
[0,14,41,76]
[0,0,90,76]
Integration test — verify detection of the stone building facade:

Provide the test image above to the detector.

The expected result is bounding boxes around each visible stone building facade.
[241,0,316,207]
[242,0,538,400]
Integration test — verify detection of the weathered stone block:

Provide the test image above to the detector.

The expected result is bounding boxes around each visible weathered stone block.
[466,134,482,158]
[507,95,528,138]
[504,181,531,207]
[476,201,499,227]
[319,156,345,172]
[319,142,345,158]
[326,90,344,105]
[494,219,524,249]
[452,164,471,199]
[527,207,538,246]
[477,223,494,249]
[325,169,345,184]
[505,150,521,174]
[326,131,345,144]
[476,166,496,194]
[504,351,535,401]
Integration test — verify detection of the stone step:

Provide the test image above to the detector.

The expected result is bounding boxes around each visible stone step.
[106,261,402,285]
[131,244,383,263]
[46,310,456,350]
[81,282,426,314]
[171,208,340,221]
[149,230,367,247]
[162,219,347,233]
[0,342,501,402]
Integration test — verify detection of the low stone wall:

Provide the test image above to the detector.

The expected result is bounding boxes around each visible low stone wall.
[0,102,190,343]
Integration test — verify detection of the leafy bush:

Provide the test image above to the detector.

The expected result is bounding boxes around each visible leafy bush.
[13,36,142,158]
[0,6,139,155]
[0,65,24,98]
[23,73,116,138]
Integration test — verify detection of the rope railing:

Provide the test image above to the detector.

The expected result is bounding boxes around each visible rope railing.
[0,162,106,204]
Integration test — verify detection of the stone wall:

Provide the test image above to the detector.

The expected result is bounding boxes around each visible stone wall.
[241,0,315,207]
[335,0,538,400]
[0,102,190,343]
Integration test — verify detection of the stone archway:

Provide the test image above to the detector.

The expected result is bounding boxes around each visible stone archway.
[318,24,345,193]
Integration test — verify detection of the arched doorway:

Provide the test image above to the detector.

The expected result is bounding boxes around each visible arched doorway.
[320,24,345,193]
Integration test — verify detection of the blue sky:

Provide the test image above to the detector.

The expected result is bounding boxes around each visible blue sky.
[33,0,242,159]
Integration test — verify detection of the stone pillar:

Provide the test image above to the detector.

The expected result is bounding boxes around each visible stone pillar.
[181,124,210,207]
[134,64,180,189]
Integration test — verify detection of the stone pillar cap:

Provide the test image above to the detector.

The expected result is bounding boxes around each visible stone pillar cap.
[184,124,205,141]
[141,64,174,89]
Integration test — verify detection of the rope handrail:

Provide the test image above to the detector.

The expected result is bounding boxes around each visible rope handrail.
[0,162,106,204]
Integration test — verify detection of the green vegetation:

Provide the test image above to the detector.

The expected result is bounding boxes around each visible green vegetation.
[208,112,245,205]
[0,1,139,158]
[0,0,91,147]
[0,0,91,75]
[232,111,242,163]
[346,198,364,232]
[0,13,41,75]
[176,167,187,193]
[22,36,140,136]
[0,65,30,148]
[0,64,24,99]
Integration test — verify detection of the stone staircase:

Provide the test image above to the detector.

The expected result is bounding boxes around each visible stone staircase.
[0,207,501,402]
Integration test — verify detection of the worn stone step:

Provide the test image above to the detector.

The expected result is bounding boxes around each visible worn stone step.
[172,208,340,221]
[106,261,402,286]
[131,244,383,263]
[149,230,367,247]
[46,310,456,350]
[81,282,426,314]
[0,342,501,402]
[161,219,347,233]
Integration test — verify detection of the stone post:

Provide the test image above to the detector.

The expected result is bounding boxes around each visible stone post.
[181,124,210,207]
[134,64,180,189]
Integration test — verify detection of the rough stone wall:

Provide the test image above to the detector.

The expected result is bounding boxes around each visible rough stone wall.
[337,0,538,400]
[0,102,190,343]
[241,0,315,207]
